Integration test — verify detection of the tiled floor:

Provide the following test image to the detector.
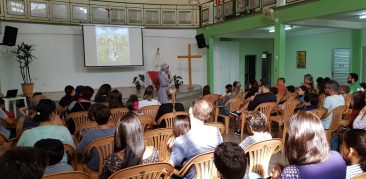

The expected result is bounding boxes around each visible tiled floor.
[223,128,288,178]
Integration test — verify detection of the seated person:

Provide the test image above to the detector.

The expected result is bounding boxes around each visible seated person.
[341,129,366,179]
[270,87,279,95]
[17,99,75,164]
[274,77,286,91]
[348,92,365,128]
[58,85,76,110]
[109,89,124,108]
[34,139,73,176]
[279,85,296,104]
[155,87,185,128]
[167,115,191,150]
[202,85,211,97]
[100,113,159,179]
[67,86,95,113]
[0,98,15,119]
[170,98,223,178]
[218,84,235,116]
[239,111,272,150]
[138,85,160,109]
[18,92,45,129]
[245,80,259,99]
[126,94,139,112]
[272,112,346,179]
[247,81,277,111]
[0,147,48,179]
[297,86,308,104]
[77,104,115,171]
[298,93,319,112]
[0,100,14,139]
[94,84,112,101]
[214,142,247,179]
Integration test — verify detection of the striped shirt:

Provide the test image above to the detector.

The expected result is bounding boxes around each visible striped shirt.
[171,124,223,178]
[346,164,363,179]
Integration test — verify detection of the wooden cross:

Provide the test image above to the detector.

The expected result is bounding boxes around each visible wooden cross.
[177,44,202,90]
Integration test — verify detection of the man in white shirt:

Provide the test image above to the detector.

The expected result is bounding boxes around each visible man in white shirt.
[170,98,223,178]
[322,80,345,129]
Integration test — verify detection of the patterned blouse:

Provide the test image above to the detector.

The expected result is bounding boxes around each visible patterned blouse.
[99,147,159,179]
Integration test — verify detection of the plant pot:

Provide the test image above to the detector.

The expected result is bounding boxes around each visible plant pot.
[22,83,34,97]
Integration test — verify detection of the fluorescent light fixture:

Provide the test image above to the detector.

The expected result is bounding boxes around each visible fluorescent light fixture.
[359,15,366,19]
[268,25,293,33]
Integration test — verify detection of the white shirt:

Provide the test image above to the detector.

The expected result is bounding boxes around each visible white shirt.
[138,99,160,109]
[346,164,363,179]
[322,95,345,129]
[239,132,272,150]
[353,114,366,129]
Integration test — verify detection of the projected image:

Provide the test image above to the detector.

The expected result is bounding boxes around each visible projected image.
[96,26,130,65]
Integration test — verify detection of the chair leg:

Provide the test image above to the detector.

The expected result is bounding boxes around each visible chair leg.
[225,117,229,135]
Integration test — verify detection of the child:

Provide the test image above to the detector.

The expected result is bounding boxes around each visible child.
[342,129,366,179]
[298,93,319,112]
[59,85,76,109]
[167,115,190,149]
[239,111,272,150]
[127,94,139,112]
[34,139,74,176]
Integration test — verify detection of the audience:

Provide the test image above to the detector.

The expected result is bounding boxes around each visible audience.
[303,74,314,91]
[138,85,160,109]
[167,115,191,150]
[34,139,73,176]
[202,85,211,96]
[109,89,124,108]
[274,77,286,91]
[247,81,276,111]
[233,81,244,97]
[170,98,223,178]
[340,85,351,95]
[100,113,159,179]
[17,92,45,130]
[352,104,366,129]
[239,111,272,150]
[0,98,15,139]
[0,147,48,179]
[298,92,319,112]
[316,77,326,95]
[348,73,360,94]
[218,84,235,116]
[17,99,75,164]
[67,86,95,113]
[126,94,139,112]
[245,80,259,99]
[155,87,185,127]
[296,86,307,104]
[342,129,366,179]
[94,84,112,101]
[322,80,345,129]
[77,104,115,171]
[272,112,346,179]
[348,91,365,128]
[214,142,247,179]
[58,85,76,109]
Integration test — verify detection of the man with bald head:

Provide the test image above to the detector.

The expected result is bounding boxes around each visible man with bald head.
[170,98,223,178]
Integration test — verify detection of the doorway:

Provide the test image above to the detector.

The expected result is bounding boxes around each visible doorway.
[245,55,256,89]
[262,53,272,84]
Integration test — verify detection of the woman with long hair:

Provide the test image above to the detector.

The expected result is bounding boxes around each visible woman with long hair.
[109,89,124,108]
[138,85,160,109]
[100,113,159,179]
[95,84,112,101]
[272,112,346,179]
[342,129,366,179]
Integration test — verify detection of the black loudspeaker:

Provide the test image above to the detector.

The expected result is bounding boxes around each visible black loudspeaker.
[195,33,207,48]
[2,26,18,46]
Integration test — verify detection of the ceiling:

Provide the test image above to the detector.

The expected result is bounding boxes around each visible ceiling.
[219,9,366,39]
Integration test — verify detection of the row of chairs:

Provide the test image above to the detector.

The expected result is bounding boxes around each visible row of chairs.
[45,138,283,179]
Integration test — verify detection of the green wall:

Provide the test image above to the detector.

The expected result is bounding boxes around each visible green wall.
[285,30,353,86]
[232,39,274,85]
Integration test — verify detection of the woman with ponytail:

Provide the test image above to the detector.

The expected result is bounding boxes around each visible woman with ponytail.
[17,99,74,164]
[342,129,366,179]
[100,113,159,179]
[155,87,185,128]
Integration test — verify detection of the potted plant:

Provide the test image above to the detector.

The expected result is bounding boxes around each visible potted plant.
[132,74,145,90]
[12,42,36,97]
[173,75,183,89]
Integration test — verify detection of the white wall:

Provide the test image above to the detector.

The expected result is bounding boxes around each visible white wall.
[0,22,207,93]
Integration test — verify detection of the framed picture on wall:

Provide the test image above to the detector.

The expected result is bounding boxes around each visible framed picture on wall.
[297,51,306,68]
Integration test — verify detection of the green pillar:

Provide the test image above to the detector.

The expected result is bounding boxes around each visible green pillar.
[273,23,286,83]
[207,37,215,91]
[351,29,362,80]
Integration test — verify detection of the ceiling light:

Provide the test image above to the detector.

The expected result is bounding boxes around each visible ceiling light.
[359,15,366,19]
[268,25,293,33]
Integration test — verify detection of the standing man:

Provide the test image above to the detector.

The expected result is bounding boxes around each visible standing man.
[347,73,360,94]
[157,63,172,104]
